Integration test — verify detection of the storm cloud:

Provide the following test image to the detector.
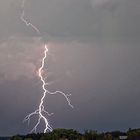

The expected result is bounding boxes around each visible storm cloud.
[0,0,140,136]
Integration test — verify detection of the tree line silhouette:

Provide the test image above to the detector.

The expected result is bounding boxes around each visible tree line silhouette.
[11,128,140,140]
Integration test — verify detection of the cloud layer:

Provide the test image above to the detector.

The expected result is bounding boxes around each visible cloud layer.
[0,0,140,136]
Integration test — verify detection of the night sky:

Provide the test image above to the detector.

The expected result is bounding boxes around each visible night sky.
[0,0,140,136]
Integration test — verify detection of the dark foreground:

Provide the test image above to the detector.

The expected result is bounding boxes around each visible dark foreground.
[2,128,140,140]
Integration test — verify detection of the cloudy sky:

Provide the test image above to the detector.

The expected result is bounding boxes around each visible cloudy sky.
[0,0,140,136]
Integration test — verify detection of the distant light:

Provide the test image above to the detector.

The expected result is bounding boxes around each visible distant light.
[119,136,128,140]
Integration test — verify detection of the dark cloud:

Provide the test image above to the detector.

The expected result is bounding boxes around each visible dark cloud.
[0,0,140,136]
[0,0,140,41]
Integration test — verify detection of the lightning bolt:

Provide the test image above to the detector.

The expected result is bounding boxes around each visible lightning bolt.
[20,0,73,133]
[20,0,40,34]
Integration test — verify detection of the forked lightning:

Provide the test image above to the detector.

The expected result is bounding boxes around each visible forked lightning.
[20,0,73,133]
